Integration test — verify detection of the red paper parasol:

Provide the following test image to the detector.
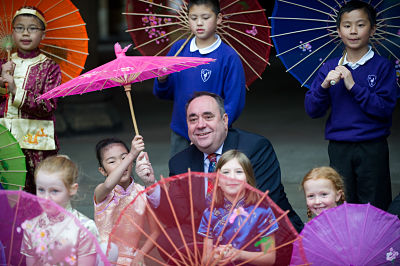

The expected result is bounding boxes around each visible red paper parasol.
[124,0,272,87]
[39,43,214,136]
[108,172,306,265]
[0,189,109,265]
[0,0,89,83]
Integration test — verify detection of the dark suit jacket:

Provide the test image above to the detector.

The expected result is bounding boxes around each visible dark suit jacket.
[157,128,304,232]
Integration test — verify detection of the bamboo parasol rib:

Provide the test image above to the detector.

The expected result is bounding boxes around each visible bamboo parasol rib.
[372,34,400,61]
[278,0,338,18]
[301,41,343,86]
[271,25,337,38]
[220,32,265,80]
[276,32,337,57]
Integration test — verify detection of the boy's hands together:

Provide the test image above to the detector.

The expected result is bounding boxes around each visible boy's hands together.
[335,65,355,90]
[321,66,355,91]
[322,69,342,89]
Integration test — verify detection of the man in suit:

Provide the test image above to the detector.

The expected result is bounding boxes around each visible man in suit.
[150,91,303,262]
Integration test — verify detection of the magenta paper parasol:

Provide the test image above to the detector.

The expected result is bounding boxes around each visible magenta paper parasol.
[290,202,400,265]
[39,43,214,135]
[0,189,109,265]
[39,43,214,98]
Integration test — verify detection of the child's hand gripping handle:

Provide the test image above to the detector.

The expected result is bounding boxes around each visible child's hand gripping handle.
[330,50,346,86]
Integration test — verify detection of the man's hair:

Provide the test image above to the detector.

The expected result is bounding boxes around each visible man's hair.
[185,91,225,117]
[95,138,129,168]
[336,0,376,28]
[188,0,220,16]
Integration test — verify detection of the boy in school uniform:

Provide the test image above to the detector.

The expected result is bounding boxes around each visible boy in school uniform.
[305,0,398,211]
[153,0,246,157]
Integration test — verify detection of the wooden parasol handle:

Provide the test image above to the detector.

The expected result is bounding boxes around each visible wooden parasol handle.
[173,33,194,57]
[123,84,139,136]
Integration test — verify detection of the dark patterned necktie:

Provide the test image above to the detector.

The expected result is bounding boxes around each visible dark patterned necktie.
[207,153,217,193]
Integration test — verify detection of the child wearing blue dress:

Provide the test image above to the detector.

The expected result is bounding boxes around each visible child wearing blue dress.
[198,150,278,265]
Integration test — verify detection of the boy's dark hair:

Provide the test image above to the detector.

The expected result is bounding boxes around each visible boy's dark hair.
[96,138,129,167]
[12,6,46,30]
[188,0,220,16]
[336,0,376,28]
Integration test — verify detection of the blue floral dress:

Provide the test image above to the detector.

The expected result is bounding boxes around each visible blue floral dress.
[198,197,278,252]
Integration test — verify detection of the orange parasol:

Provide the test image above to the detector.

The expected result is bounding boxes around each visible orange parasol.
[0,0,89,83]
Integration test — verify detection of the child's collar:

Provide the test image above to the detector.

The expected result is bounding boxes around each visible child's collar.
[341,46,374,70]
[190,34,221,54]
[17,48,41,59]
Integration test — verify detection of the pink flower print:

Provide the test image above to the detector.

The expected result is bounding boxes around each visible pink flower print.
[229,207,249,224]
[35,243,48,255]
[246,26,258,36]
[21,220,33,230]
[142,17,149,23]
[387,247,399,262]
[299,41,312,52]
[37,229,47,240]
[65,255,77,265]
[16,227,21,233]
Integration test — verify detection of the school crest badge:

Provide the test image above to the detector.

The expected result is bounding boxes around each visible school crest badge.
[368,75,377,87]
[201,69,212,82]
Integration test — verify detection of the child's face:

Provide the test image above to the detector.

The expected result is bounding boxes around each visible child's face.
[12,15,45,54]
[36,170,77,209]
[218,158,247,201]
[303,178,342,216]
[337,9,376,53]
[99,143,132,187]
[188,4,222,43]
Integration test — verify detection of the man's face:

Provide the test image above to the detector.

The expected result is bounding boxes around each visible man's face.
[186,96,228,154]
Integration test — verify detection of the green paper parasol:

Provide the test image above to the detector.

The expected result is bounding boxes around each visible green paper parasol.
[0,124,26,190]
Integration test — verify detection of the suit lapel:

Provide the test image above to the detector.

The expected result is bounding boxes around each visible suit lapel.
[189,146,206,206]
[222,129,239,153]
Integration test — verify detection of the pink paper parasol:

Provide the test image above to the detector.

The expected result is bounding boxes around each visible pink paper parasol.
[39,43,214,135]
[290,202,400,265]
[0,189,109,265]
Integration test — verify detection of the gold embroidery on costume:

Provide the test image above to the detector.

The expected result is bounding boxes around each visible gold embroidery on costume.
[23,128,48,145]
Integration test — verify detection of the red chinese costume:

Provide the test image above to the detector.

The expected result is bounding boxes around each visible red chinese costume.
[0,48,61,193]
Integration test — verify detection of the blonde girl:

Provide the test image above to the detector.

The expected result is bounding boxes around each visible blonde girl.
[21,155,99,265]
